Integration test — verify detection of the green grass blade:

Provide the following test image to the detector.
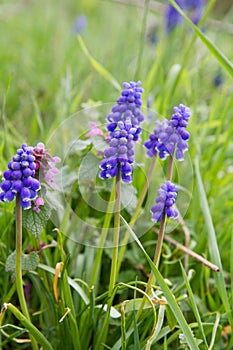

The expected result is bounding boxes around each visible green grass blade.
[180,263,208,348]
[231,230,233,311]
[133,290,140,350]
[61,266,82,350]
[146,305,166,349]
[31,95,44,135]
[77,35,121,91]
[2,303,54,350]
[120,302,127,350]
[168,0,233,76]
[134,0,150,79]
[120,215,199,350]
[208,312,220,350]
[194,156,232,326]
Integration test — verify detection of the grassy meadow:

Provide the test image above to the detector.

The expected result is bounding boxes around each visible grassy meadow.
[0,0,233,349]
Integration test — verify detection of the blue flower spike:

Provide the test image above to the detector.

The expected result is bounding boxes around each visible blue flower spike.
[99,81,144,183]
[144,104,191,161]
[0,143,41,209]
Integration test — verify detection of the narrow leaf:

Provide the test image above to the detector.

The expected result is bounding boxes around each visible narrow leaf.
[38,263,89,304]
[120,215,199,350]
[77,35,121,91]
[146,305,166,349]
[180,263,208,348]
[195,156,232,326]
[168,0,233,76]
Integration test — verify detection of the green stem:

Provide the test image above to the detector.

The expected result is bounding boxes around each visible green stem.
[1,303,53,350]
[146,214,166,291]
[93,175,121,350]
[94,169,119,348]
[116,156,157,276]
[137,155,174,319]
[148,155,174,279]
[89,184,115,287]
[108,166,121,295]
[15,194,38,350]
[61,268,82,350]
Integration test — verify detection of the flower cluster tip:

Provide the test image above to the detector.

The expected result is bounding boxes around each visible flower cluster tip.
[99,81,144,183]
[0,143,40,209]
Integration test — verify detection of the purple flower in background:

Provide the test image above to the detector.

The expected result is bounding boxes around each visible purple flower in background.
[24,282,31,304]
[99,81,144,183]
[165,0,206,32]
[0,143,41,209]
[72,15,87,35]
[165,0,184,33]
[185,0,206,25]
[144,104,191,161]
[213,72,223,87]
[151,181,178,222]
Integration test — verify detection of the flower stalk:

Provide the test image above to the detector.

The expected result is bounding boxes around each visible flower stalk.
[89,184,115,287]
[1,303,53,350]
[146,154,175,293]
[108,165,121,295]
[116,156,156,276]
[15,193,38,350]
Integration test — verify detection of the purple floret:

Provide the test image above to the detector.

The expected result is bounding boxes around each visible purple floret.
[151,181,178,222]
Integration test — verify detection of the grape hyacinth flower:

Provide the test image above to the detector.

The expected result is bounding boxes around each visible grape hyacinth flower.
[151,181,178,222]
[99,81,144,183]
[72,14,87,35]
[144,104,191,161]
[0,143,40,209]
[159,104,191,160]
[106,81,144,141]
[144,119,168,157]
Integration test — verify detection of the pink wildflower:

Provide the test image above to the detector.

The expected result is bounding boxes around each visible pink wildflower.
[86,121,103,138]
[33,197,44,213]
[33,143,61,188]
